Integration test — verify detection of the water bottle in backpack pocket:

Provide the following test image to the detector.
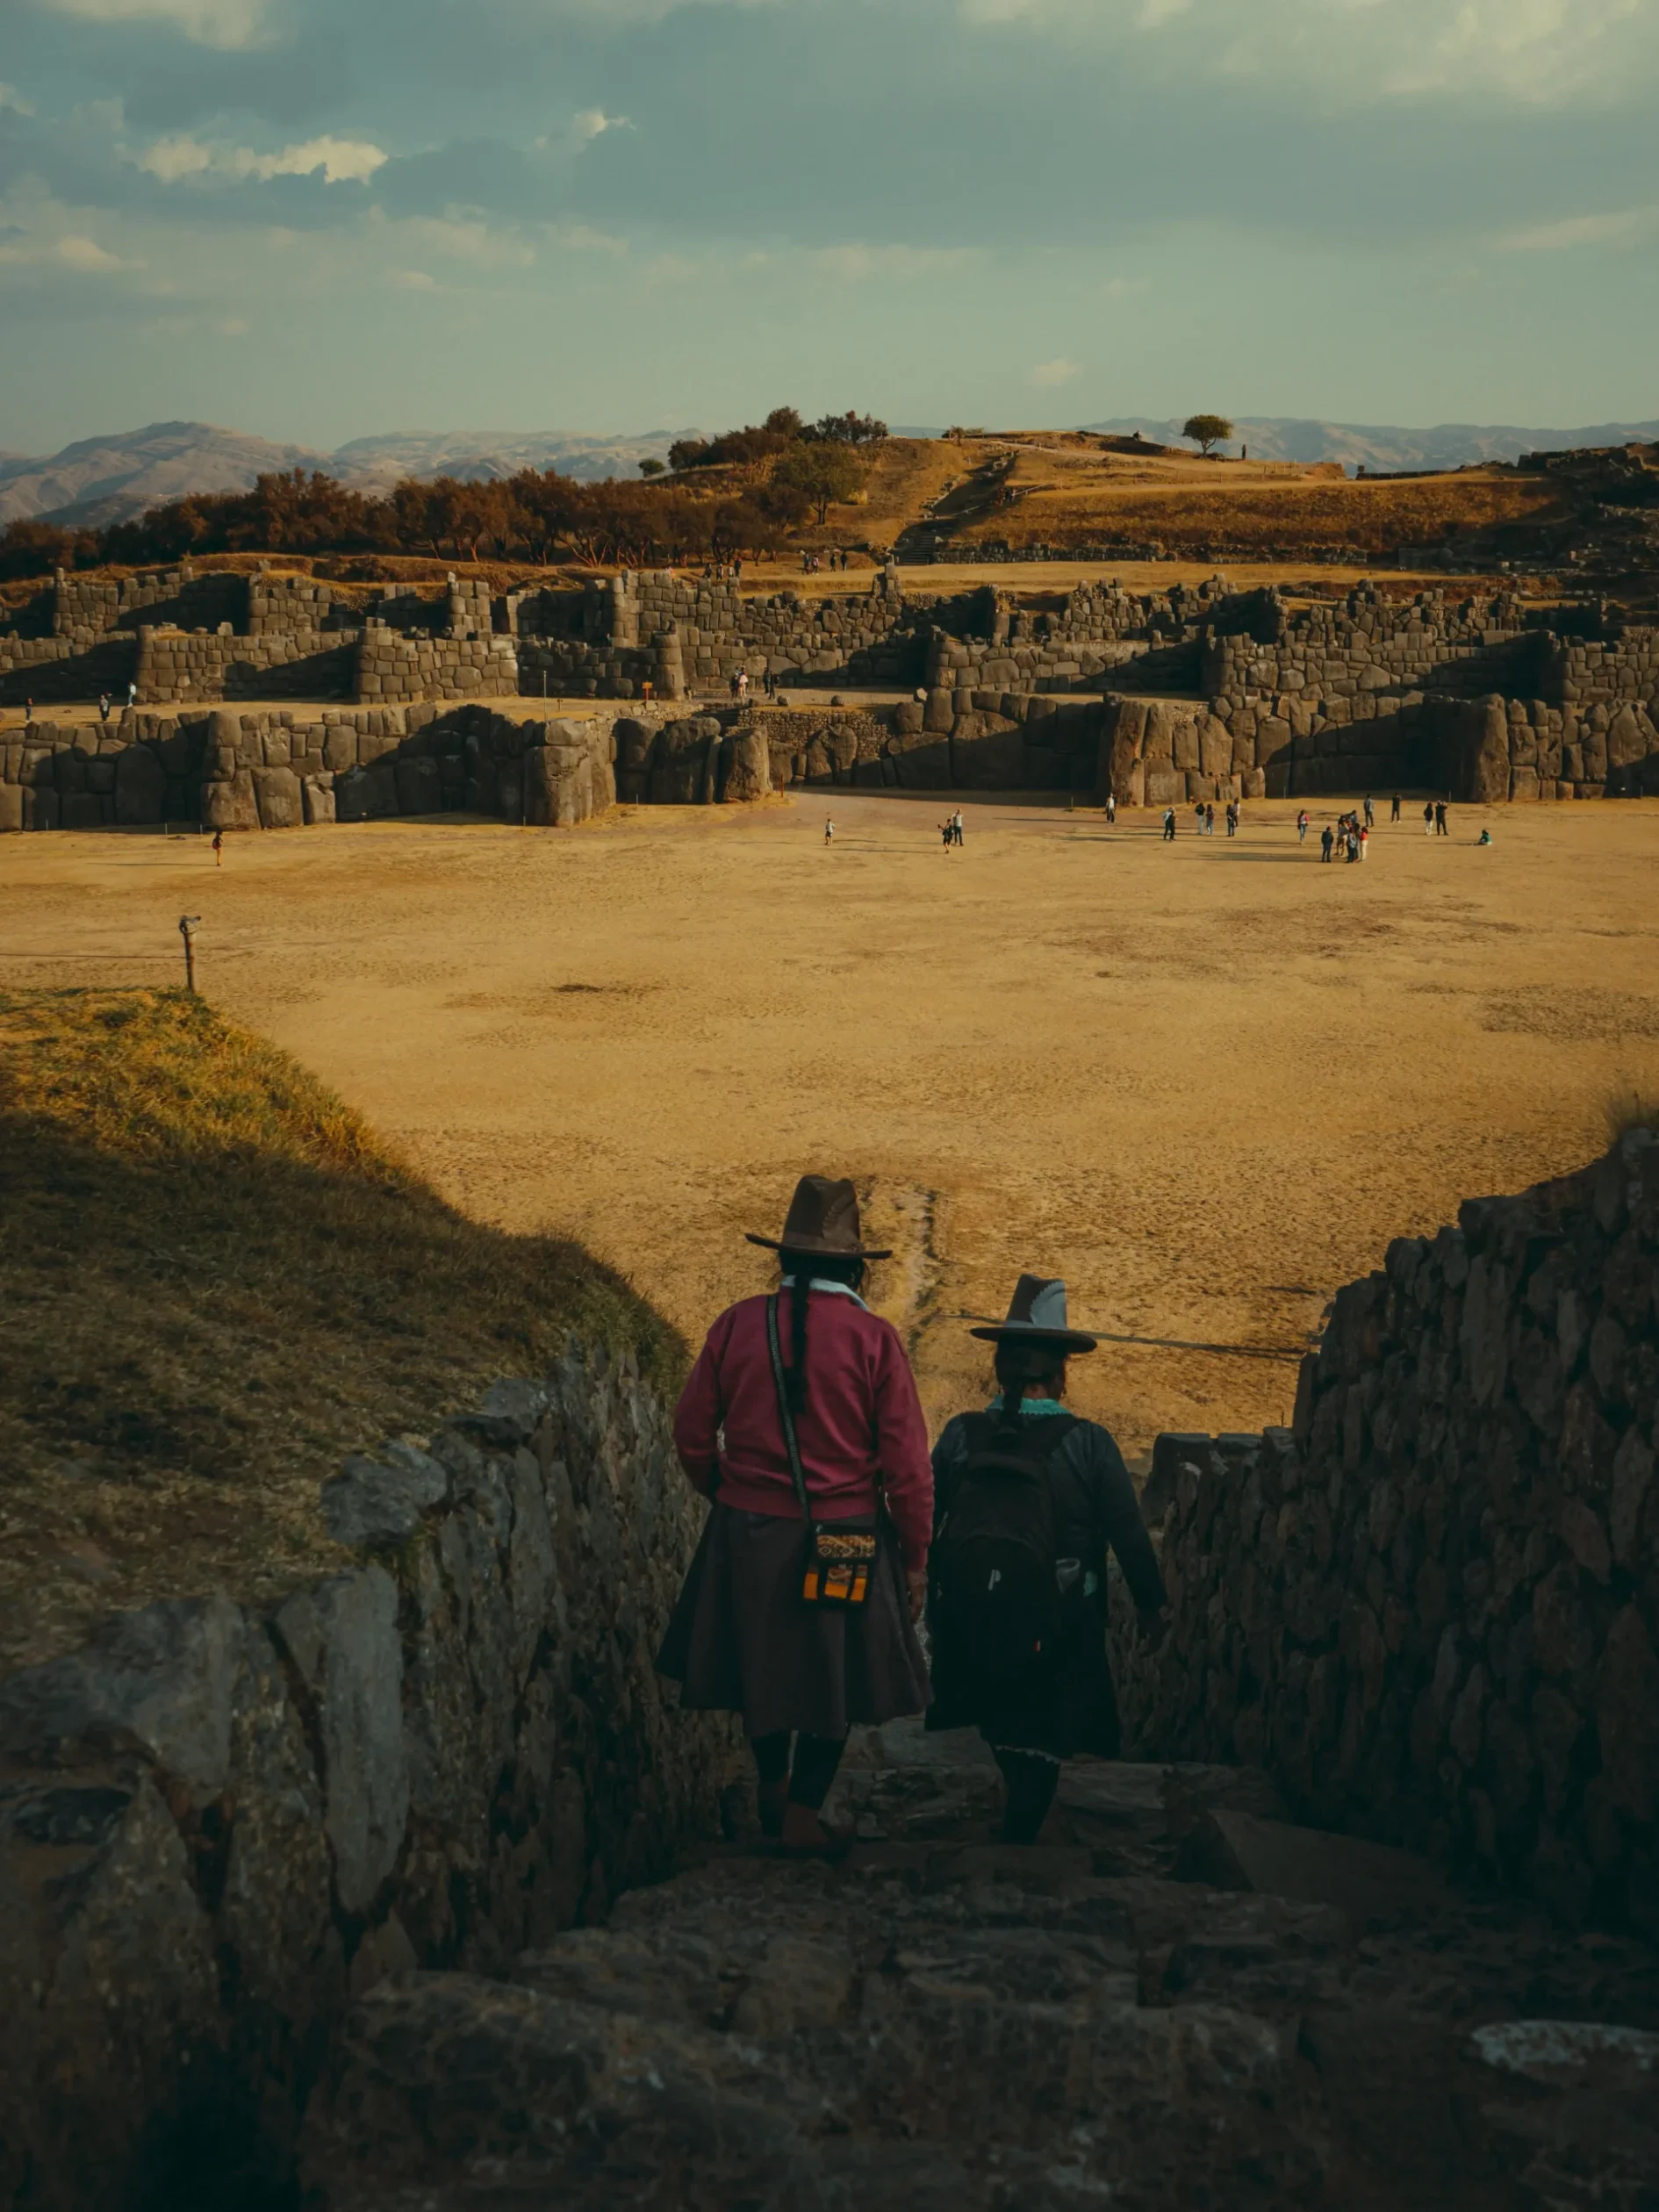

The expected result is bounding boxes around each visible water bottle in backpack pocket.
[930,1412,1080,1696]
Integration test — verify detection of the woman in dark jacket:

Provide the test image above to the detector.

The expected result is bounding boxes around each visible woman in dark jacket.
[928,1275,1167,1844]
[658,1175,932,1854]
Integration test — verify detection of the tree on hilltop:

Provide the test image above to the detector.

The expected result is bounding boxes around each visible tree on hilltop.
[1181,413,1234,456]
[771,440,865,524]
[804,410,887,446]
[638,456,666,478]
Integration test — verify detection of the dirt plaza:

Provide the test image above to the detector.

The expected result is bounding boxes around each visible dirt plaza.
[4,789,1656,1453]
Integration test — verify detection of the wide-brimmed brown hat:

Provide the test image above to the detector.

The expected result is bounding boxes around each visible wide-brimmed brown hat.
[970,1274,1098,1354]
[746,1174,891,1260]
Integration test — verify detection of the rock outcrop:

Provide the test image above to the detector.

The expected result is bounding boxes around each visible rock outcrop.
[0,1345,729,2212]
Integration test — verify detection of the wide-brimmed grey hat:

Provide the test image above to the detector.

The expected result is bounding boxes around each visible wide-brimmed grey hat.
[970,1274,1097,1354]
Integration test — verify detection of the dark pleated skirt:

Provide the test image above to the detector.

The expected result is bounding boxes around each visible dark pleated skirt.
[657,1503,930,1740]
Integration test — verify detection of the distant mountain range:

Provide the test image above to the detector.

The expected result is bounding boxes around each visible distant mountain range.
[1075,417,1659,472]
[6,413,1659,533]
[0,420,693,529]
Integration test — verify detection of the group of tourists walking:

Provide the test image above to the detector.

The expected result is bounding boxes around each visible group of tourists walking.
[658,1175,1167,1853]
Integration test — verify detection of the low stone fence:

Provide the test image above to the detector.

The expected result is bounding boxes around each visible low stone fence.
[0,1344,729,2212]
[1114,1132,1659,1936]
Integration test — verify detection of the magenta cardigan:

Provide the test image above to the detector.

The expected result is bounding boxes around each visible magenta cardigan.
[672,1289,934,1571]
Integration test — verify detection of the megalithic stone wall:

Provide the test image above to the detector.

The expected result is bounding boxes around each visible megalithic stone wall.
[0,1346,732,2212]
[1110,1131,1659,1936]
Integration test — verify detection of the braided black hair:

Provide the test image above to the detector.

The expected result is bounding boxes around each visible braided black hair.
[993,1341,1066,1432]
[779,1249,866,1415]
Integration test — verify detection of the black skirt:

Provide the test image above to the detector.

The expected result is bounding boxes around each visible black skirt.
[925,1585,1121,1761]
[657,1503,930,1740]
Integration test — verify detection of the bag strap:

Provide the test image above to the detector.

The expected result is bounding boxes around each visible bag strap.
[765,1292,813,1525]
[968,1408,1081,1460]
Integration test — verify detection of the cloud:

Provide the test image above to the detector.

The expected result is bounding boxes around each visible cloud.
[0,225,132,273]
[571,109,631,142]
[56,233,124,269]
[392,212,535,268]
[0,85,37,116]
[952,0,1656,104]
[137,133,389,183]
[1503,203,1659,249]
[1031,356,1081,386]
[391,268,437,289]
[40,0,270,47]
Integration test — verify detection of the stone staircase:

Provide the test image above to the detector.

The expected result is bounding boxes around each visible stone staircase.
[299,1720,1659,2210]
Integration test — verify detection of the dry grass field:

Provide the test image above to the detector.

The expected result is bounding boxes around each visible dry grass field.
[4,791,1657,1671]
[0,986,678,1674]
[948,436,1564,558]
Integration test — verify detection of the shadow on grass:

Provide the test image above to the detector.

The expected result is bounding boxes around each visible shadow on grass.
[0,987,685,1673]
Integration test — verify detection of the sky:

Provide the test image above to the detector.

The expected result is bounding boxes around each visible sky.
[2,0,1658,452]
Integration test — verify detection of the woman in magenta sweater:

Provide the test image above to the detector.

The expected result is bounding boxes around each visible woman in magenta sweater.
[658,1175,932,1853]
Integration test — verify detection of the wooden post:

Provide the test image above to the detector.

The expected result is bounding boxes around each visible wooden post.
[179,915,201,992]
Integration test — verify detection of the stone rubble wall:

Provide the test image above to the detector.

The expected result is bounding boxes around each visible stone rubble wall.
[197,706,616,830]
[135,628,360,705]
[1113,1132,1659,1936]
[0,706,617,832]
[1096,685,1659,809]
[50,564,249,641]
[0,632,140,707]
[355,624,520,704]
[1424,694,1659,803]
[0,1346,729,2212]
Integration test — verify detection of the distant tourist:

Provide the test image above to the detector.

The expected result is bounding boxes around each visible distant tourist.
[1224,800,1238,837]
[952,808,964,847]
[1205,801,1216,837]
[1363,794,1375,828]
[1390,793,1402,822]
[1477,826,1493,846]
[737,669,750,703]
[940,821,954,852]
[1360,825,1369,860]
[1296,808,1310,843]
[1162,807,1176,841]
[925,1275,1167,1843]
[824,815,835,846]
[126,680,137,709]
[212,830,224,867]
[1105,791,1117,823]
[97,693,111,724]
[1434,800,1449,837]
[641,678,654,705]
[1424,801,1435,836]
[657,1176,931,1855]
[1193,801,1204,833]
[1320,823,1334,863]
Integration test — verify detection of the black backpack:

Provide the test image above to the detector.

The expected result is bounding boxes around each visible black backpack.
[930,1411,1079,1687]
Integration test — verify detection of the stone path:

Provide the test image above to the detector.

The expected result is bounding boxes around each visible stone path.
[300,1724,1659,2209]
